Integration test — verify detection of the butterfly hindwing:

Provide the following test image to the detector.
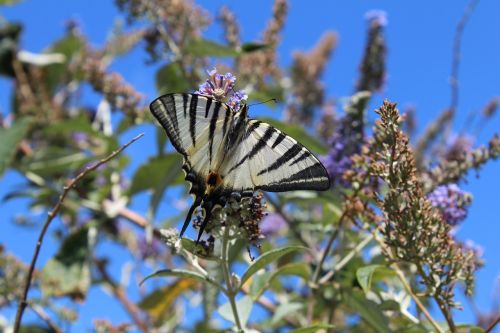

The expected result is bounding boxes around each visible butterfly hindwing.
[219,120,330,192]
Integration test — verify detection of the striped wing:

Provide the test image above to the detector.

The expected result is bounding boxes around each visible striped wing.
[220,120,331,193]
[150,93,232,181]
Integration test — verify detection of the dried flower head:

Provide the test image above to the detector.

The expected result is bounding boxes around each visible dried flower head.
[286,32,337,124]
[369,100,481,312]
[356,9,387,92]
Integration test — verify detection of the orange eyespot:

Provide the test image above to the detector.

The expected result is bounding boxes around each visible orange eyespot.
[206,171,222,188]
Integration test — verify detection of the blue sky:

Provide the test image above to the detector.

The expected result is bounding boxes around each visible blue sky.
[1,0,499,330]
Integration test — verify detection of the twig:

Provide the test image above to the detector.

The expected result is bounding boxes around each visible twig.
[13,133,144,333]
[485,316,500,333]
[30,304,64,333]
[95,259,149,332]
[449,0,480,113]
[318,233,373,285]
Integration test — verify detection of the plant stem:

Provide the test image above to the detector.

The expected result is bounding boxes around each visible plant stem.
[221,225,243,332]
[372,231,445,333]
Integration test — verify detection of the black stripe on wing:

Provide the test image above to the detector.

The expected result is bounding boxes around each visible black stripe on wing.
[189,94,198,147]
[150,94,187,158]
[226,122,275,175]
[257,143,303,176]
[208,101,222,164]
[258,162,330,192]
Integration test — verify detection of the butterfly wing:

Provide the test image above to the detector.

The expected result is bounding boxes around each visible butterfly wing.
[150,93,233,184]
[220,120,331,193]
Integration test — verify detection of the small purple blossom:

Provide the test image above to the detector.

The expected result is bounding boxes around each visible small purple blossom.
[137,236,163,260]
[427,184,472,226]
[72,131,89,146]
[260,213,287,236]
[365,10,388,27]
[195,68,247,109]
[227,90,248,110]
[320,128,357,187]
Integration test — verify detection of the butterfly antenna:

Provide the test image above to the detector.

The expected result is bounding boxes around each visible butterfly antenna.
[180,196,202,238]
[248,98,278,108]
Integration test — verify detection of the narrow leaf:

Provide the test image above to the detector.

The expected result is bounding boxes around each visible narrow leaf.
[240,246,307,286]
[271,302,303,325]
[290,324,335,333]
[185,38,239,57]
[0,117,31,176]
[356,264,396,294]
[156,62,191,95]
[218,295,253,327]
[345,290,391,333]
[140,268,222,291]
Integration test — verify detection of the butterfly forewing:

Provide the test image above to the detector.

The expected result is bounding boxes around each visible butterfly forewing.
[219,120,331,192]
[150,93,232,180]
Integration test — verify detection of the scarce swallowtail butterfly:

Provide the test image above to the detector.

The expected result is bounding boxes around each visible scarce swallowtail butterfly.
[150,93,331,243]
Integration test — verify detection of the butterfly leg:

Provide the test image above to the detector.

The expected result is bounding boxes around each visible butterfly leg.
[180,195,202,238]
[196,200,214,244]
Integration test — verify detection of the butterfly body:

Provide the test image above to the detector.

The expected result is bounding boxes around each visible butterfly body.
[150,93,330,242]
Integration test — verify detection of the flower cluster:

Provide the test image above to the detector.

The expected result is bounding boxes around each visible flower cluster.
[356,9,387,92]
[195,68,248,110]
[320,131,353,187]
[192,194,266,245]
[427,184,472,226]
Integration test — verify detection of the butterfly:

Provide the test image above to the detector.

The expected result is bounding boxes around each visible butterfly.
[150,93,331,242]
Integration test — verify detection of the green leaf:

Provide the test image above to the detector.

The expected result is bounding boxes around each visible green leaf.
[129,154,183,195]
[289,324,335,333]
[43,33,85,92]
[356,265,396,294]
[138,278,197,322]
[181,238,219,261]
[0,0,23,5]
[455,324,484,333]
[0,117,32,177]
[250,263,311,299]
[271,302,303,325]
[140,268,222,291]
[19,325,54,333]
[240,246,307,286]
[19,147,92,177]
[156,62,191,95]
[241,42,269,53]
[156,125,168,154]
[0,22,22,77]
[40,228,90,299]
[218,295,253,327]
[344,290,391,333]
[185,38,239,57]
[249,85,284,105]
[259,117,328,154]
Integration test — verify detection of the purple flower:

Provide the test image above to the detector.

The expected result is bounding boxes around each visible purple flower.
[72,131,89,146]
[260,213,287,236]
[195,68,247,109]
[137,236,163,260]
[365,10,388,27]
[227,90,248,110]
[320,128,357,187]
[427,184,472,226]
